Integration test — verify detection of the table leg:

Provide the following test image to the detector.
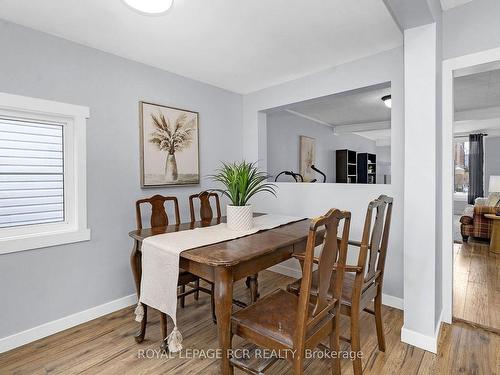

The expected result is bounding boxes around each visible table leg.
[490,220,500,254]
[214,266,234,375]
[130,240,147,343]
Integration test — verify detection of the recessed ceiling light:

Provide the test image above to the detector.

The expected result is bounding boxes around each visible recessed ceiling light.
[381,95,392,109]
[123,0,174,15]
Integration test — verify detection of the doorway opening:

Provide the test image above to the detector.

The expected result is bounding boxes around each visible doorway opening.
[444,56,500,332]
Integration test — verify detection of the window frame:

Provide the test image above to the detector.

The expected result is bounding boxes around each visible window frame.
[453,137,470,195]
[0,92,90,254]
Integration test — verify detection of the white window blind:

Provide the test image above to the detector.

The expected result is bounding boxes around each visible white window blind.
[0,117,64,228]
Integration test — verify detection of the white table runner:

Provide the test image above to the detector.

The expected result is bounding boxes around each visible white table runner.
[135,214,304,352]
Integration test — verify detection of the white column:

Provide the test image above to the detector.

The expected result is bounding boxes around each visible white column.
[402,22,440,353]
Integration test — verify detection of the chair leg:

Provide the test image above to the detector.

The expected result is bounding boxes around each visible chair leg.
[374,292,386,352]
[210,286,217,324]
[248,273,259,303]
[292,351,304,375]
[350,311,362,375]
[160,312,168,352]
[194,279,200,301]
[330,314,341,375]
[180,285,185,308]
[134,304,148,343]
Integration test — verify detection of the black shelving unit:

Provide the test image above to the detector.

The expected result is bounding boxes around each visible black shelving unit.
[336,149,357,183]
[357,153,377,184]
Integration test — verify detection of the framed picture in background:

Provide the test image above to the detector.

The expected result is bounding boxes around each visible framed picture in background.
[139,101,199,187]
[299,135,316,182]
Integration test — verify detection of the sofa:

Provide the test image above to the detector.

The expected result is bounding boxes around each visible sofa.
[460,197,500,241]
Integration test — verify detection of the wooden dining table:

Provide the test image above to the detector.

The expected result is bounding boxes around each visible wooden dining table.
[129,216,317,375]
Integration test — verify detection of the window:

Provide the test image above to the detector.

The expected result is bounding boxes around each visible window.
[454,139,469,194]
[0,92,90,254]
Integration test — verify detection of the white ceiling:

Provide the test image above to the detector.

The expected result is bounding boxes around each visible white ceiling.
[267,83,391,144]
[454,68,500,112]
[281,84,391,126]
[0,0,402,94]
[454,66,500,135]
[440,0,473,11]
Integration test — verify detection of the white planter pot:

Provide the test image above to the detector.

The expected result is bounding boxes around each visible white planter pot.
[226,205,253,231]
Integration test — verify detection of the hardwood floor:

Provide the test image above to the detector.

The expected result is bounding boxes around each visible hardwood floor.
[453,240,500,330]
[1,270,498,374]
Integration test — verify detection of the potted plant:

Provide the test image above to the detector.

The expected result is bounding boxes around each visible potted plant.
[210,161,277,230]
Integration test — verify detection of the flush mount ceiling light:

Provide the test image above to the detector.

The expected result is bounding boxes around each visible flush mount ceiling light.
[381,95,392,109]
[123,0,174,15]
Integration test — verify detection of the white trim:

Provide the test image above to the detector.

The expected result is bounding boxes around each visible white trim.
[0,92,89,118]
[381,293,404,310]
[0,92,90,254]
[0,228,91,253]
[441,45,500,325]
[268,263,302,278]
[401,326,437,353]
[0,294,136,353]
[401,309,443,354]
[267,263,404,310]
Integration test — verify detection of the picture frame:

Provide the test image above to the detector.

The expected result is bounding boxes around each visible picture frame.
[299,135,316,182]
[139,101,200,187]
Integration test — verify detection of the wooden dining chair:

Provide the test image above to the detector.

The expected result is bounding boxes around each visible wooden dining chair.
[230,209,351,375]
[135,195,214,344]
[189,191,221,223]
[287,195,393,375]
[189,191,260,304]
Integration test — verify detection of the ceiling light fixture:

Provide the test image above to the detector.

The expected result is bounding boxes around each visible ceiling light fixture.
[123,0,173,15]
[381,95,392,109]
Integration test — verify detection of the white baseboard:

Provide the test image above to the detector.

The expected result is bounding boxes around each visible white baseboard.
[267,264,404,310]
[0,294,137,354]
[381,293,404,310]
[401,310,442,354]
[401,326,438,353]
[268,263,302,279]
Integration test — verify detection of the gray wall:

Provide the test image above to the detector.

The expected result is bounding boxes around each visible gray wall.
[0,20,243,338]
[266,111,377,183]
[485,136,500,195]
[443,0,500,60]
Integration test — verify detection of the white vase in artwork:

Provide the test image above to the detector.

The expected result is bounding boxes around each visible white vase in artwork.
[165,154,178,182]
[226,205,253,231]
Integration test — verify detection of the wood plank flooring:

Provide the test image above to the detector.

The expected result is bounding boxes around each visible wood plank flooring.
[453,241,500,330]
[1,270,498,374]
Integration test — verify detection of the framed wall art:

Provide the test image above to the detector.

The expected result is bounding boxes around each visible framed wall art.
[140,101,199,187]
[299,135,316,182]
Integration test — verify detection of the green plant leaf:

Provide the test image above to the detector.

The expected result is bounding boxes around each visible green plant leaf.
[209,161,277,206]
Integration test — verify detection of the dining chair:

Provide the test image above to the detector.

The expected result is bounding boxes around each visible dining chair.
[189,191,260,304]
[189,191,221,223]
[287,195,393,375]
[135,194,214,344]
[230,208,351,375]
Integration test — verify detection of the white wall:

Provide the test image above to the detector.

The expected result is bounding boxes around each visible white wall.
[0,20,243,340]
[266,111,377,183]
[443,0,500,60]
[485,136,500,195]
[242,47,404,302]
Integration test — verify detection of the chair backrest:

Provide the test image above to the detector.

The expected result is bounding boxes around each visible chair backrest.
[294,209,351,344]
[358,195,393,283]
[189,191,221,223]
[135,195,180,230]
